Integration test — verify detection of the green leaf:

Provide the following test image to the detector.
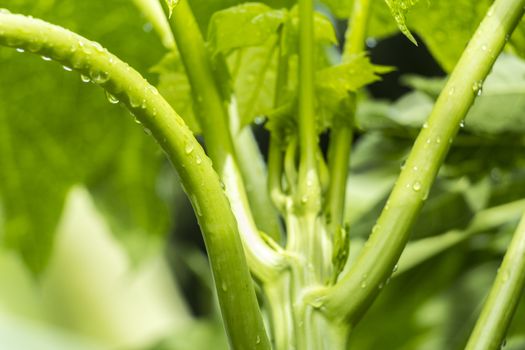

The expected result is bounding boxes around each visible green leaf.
[0,0,169,273]
[384,0,420,45]
[229,40,279,127]
[317,55,393,127]
[151,50,201,134]
[188,0,294,33]
[208,3,286,54]
[320,0,353,18]
[369,0,492,71]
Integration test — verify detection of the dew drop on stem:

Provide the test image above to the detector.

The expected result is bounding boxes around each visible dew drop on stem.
[80,74,91,83]
[105,91,119,104]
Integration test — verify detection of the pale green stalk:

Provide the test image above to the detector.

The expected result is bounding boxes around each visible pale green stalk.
[466,212,525,350]
[320,0,525,326]
[163,0,286,282]
[0,12,270,349]
[325,0,371,234]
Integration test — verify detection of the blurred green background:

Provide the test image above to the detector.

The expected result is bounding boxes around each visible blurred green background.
[1,0,525,349]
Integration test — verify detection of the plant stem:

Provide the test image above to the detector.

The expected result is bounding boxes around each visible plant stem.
[320,0,525,325]
[165,0,286,282]
[229,99,284,241]
[297,0,321,212]
[325,0,370,233]
[465,212,525,350]
[0,12,270,349]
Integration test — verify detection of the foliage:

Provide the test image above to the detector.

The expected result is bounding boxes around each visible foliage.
[1,0,525,349]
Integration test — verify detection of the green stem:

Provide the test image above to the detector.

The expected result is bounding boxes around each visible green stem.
[325,0,370,233]
[466,212,525,350]
[321,0,525,325]
[229,99,284,242]
[165,0,286,282]
[0,12,270,349]
[297,0,321,211]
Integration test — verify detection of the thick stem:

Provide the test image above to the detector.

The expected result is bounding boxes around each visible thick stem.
[297,0,321,213]
[0,12,270,349]
[466,212,525,350]
[165,0,286,282]
[321,0,525,325]
[325,0,370,233]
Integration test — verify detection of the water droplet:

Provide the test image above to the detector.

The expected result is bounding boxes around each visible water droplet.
[256,336,261,344]
[366,37,378,48]
[185,143,194,155]
[105,91,119,104]
[372,224,380,234]
[301,195,308,204]
[148,85,159,95]
[129,96,141,108]
[413,166,418,171]
[80,74,91,83]
[481,44,487,51]
[393,264,399,273]
[459,120,465,128]
[436,137,442,144]
[15,48,25,53]
[134,118,142,125]
[254,116,265,125]
[91,70,109,84]
[196,156,202,165]
[412,181,422,192]
[62,65,72,72]
[472,80,483,96]
[41,56,52,61]
[92,41,104,52]
[143,22,153,32]
[422,122,428,129]
[448,86,456,96]
[143,127,152,135]
[221,281,228,291]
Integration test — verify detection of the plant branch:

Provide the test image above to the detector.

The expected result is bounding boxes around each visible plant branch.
[325,0,370,233]
[320,0,525,325]
[466,211,525,350]
[164,0,286,282]
[0,12,270,349]
[297,0,321,211]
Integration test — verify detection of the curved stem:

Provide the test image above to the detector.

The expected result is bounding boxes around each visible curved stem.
[321,0,525,325]
[0,12,270,349]
[466,212,525,350]
[164,0,286,282]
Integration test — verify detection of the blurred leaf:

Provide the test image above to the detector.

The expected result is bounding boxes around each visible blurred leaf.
[229,40,279,127]
[151,50,201,133]
[320,0,353,18]
[208,3,286,54]
[368,0,492,71]
[0,0,169,273]
[188,0,294,33]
